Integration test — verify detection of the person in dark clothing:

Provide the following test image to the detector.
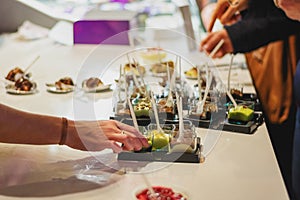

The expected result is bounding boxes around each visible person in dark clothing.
[275,1,300,199]
[200,0,300,199]
[200,0,300,57]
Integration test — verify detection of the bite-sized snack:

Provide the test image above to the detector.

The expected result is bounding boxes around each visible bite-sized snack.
[184,66,198,79]
[55,77,74,90]
[136,186,187,200]
[228,105,254,122]
[139,47,167,62]
[131,86,148,100]
[230,88,243,99]
[157,98,176,119]
[6,67,24,82]
[189,102,218,120]
[124,63,146,76]
[83,77,103,89]
[150,61,174,74]
[134,100,152,118]
[14,77,34,91]
[149,130,170,150]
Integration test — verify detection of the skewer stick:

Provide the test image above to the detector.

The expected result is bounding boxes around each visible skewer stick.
[226,90,238,108]
[208,39,224,58]
[150,93,163,133]
[141,174,158,199]
[23,55,40,74]
[127,97,139,130]
[197,65,202,101]
[227,54,235,91]
[176,92,184,142]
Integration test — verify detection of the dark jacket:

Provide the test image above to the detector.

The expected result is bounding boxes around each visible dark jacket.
[225,0,300,53]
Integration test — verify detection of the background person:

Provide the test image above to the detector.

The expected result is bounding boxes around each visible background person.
[200,0,300,198]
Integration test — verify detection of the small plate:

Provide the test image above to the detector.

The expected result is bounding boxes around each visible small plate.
[5,83,38,95]
[46,87,74,94]
[82,84,112,93]
[46,83,74,94]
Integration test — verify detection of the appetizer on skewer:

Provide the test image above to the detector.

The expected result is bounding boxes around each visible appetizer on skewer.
[5,67,25,82]
[55,77,74,90]
[124,63,146,76]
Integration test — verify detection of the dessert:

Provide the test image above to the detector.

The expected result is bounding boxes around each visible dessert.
[189,101,218,120]
[150,61,174,74]
[82,77,103,89]
[55,77,74,90]
[136,186,187,200]
[5,67,24,82]
[134,100,152,118]
[228,105,254,122]
[124,63,146,76]
[139,47,167,62]
[184,66,198,79]
[230,88,243,99]
[14,77,35,91]
[151,130,170,150]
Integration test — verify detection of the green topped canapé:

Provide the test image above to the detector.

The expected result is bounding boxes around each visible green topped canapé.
[228,105,254,122]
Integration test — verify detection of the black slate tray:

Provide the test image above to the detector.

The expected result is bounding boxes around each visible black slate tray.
[117,137,202,163]
[186,113,264,134]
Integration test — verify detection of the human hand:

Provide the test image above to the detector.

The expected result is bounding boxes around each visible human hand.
[64,120,149,152]
[200,29,234,58]
[207,0,249,32]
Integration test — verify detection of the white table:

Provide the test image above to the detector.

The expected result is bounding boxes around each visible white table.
[0,33,289,199]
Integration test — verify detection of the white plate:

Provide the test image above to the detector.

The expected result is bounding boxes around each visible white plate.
[46,83,74,94]
[46,87,74,94]
[82,84,112,93]
[5,84,38,95]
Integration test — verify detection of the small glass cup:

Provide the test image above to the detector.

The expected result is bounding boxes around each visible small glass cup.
[172,120,196,149]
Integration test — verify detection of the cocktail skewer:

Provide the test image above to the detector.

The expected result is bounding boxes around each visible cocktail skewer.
[208,39,224,58]
[226,90,238,108]
[165,62,175,108]
[197,65,202,102]
[150,93,163,133]
[127,96,139,130]
[141,174,159,199]
[176,92,184,143]
[196,64,211,114]
[196,39,225,114]
[227,54,235,91]
[23,55,40,75]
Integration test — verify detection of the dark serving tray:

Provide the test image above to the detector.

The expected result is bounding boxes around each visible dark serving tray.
[110,116,179,127]
[186,112,264,134]
[117,137,203,163]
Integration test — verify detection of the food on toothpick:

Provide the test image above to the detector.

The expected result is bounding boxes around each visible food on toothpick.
[228,105,254,122]
[189,101,218,120]
[14,77,35,91]
[5,67,24,82]
[184,66,198,79]
[124,63,146,76]
[152,130,170,150]
[55,77,74,90]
